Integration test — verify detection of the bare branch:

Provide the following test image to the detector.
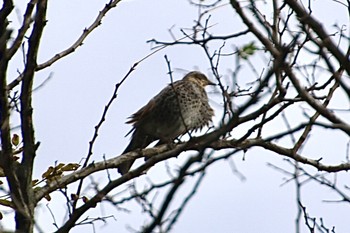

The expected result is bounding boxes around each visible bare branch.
[7,0,37,59]
[6,0,123,91]
[284,0,350,76]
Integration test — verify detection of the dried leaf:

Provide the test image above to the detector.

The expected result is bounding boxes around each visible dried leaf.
[11,134,20,146]
[32,179,39,186]
[55,163,65,171]
[42,166,54,178]
[61,163,80,172]
[0,199,13,207]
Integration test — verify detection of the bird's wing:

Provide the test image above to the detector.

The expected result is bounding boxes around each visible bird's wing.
[126,98,157,125]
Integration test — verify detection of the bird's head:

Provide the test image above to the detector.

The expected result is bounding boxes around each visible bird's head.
[183,71,216,87]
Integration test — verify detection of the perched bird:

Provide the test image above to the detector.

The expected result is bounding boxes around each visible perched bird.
[118,71,215,175]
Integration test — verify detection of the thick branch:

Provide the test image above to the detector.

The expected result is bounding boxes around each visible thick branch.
[16,1,47,232]
[0,0,27,227]
[35,134,350,206]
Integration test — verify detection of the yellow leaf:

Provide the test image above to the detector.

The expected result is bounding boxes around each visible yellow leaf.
[32,179,39,186]
[55,163,65,171]
[0,199,13,207]
[42,166,54,178]
[11,134,20,146]
[61,163,80,172]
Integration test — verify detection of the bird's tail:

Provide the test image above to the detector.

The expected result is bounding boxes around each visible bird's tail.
[117,129,155,175]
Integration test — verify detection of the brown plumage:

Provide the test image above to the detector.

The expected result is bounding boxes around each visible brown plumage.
[118,71,215,175]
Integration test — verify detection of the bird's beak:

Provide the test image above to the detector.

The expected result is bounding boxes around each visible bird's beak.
[207,80,216,86]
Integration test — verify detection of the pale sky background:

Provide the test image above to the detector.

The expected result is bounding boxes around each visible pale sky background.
[4,0,350,232]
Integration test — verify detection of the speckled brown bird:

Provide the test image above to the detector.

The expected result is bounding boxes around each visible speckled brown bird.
[118,71,215,175]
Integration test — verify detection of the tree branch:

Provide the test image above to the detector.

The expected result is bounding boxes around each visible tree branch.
[284,0,350,76]
[6,0,123,91]
[7,0,37,59]
[16,1,47,231]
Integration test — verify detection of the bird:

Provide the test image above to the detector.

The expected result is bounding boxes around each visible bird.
[117,71,215,175]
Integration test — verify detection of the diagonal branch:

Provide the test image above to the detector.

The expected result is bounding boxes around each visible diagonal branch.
[229,0,280,57]
[293,72,341,152]
[72,63,138,210]
[284,64,350,136]
[35,132,350,206]
[142,151,205,233]
[284,0,350,76]
[6,0,123,91]
[7,0,37,59]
